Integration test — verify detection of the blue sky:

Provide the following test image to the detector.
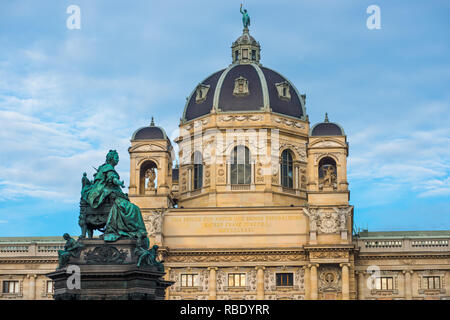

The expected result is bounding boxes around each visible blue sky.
[0,0,449,236]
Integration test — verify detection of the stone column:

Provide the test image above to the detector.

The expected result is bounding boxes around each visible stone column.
[303,265,311,300]
[403,270,413,300]
[310,264,319,300]
[356,271,365,300]
[340,263,350,300]
[208,267,218,300]
[28,274,37,300]
[256,266,265,300]
[165,268,171,300]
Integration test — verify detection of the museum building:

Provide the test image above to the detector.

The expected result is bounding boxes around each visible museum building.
[1,26,449,300]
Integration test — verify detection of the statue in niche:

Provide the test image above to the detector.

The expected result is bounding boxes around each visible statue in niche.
[322,165,336,187]
[145,167,156,190]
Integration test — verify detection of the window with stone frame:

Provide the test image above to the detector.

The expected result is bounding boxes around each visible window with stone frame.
[228,273,246,287]
[375,277,394,290]
[424,276,441,290]
[180,274,197,287]
[2,280,20,294]
[281,150,294,188]
[46,280,54,294]
[192,151,203,190]
[230,146,251,185]
[276,273,293,287]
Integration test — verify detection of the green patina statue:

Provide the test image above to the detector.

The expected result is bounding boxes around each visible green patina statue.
[240,4,250,29]
[80,150,147,242]
[135,231,164,271]
[57,233,84,268]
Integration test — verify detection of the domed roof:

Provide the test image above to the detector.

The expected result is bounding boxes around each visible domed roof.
[181,28,306,122]
[310,113,345,136]
[131,118,169,141]
[182,64,306,122]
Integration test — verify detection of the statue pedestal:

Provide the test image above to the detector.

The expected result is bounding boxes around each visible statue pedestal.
[46,239,173,300]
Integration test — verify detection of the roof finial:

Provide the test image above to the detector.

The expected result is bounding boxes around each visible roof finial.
[150,117,155,126]
[240,4,250,30]
[324,112,329,123]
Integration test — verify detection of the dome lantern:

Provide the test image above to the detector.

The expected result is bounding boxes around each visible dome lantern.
[231,27,261,65]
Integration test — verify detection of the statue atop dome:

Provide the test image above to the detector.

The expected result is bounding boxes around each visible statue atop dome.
[240,4,250,29]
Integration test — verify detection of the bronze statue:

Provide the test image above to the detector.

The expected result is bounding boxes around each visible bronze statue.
[57,233,84,268]
[135,231,164,271]
[79,150,147,242]
[240,4,250,29]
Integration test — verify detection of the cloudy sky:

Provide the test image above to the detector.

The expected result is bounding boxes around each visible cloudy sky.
[0,0,449,236]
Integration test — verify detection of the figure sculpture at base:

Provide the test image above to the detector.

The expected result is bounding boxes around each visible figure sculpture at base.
[57,233,84,269]
[135,231,164,271]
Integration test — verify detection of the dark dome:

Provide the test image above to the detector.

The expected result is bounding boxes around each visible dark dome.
[310,114,345,136]
[131,119,169,141]
[182,64,306,122]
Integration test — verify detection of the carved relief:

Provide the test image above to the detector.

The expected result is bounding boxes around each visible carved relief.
[310,251,349,259]
[204,165,211,186]
[264,270,276,291]
[219,115,262,122]
[315,152,341,163]
[312,140,342,148]
[300,167,307,189]
[233,76,249,97]
[295,268,305,291]
[217,271,227,292]
[166,252,305,263]
[249,269,257,291]
[84,245,128,265]
[274,117,305,129]
[256,162,264,183]
[319,265,341,292]
[199,269,209,292]
[280,142,307,162]
[145,209,165,235]
[303,207,350,234]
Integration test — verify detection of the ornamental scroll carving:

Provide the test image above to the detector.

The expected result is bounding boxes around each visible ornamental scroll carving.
[166,252,305,263]
[309,251,349,259]
[274,117,305,129]
[217,271,227,292]
[145,208,165,235]
[303,207,351,234]
[280,142,307,162]
[319,265,341,292]
[219,115,263,122]
[295,268,305,291]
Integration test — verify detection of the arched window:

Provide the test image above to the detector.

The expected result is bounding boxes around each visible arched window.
[318,157,337,189]
[192,151,203,190]
[281,150,293,188]
[139,160,157,194]
[230,146,251,185]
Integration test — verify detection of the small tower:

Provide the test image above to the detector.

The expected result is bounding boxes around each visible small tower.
[307,113,349,205]
[305,114,352,245]
[128,118,174,209]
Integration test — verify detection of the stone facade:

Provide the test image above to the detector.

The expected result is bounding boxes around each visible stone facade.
[1,26,449,301]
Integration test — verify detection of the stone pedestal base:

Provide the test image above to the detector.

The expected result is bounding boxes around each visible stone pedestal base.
[46,239,173,300]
